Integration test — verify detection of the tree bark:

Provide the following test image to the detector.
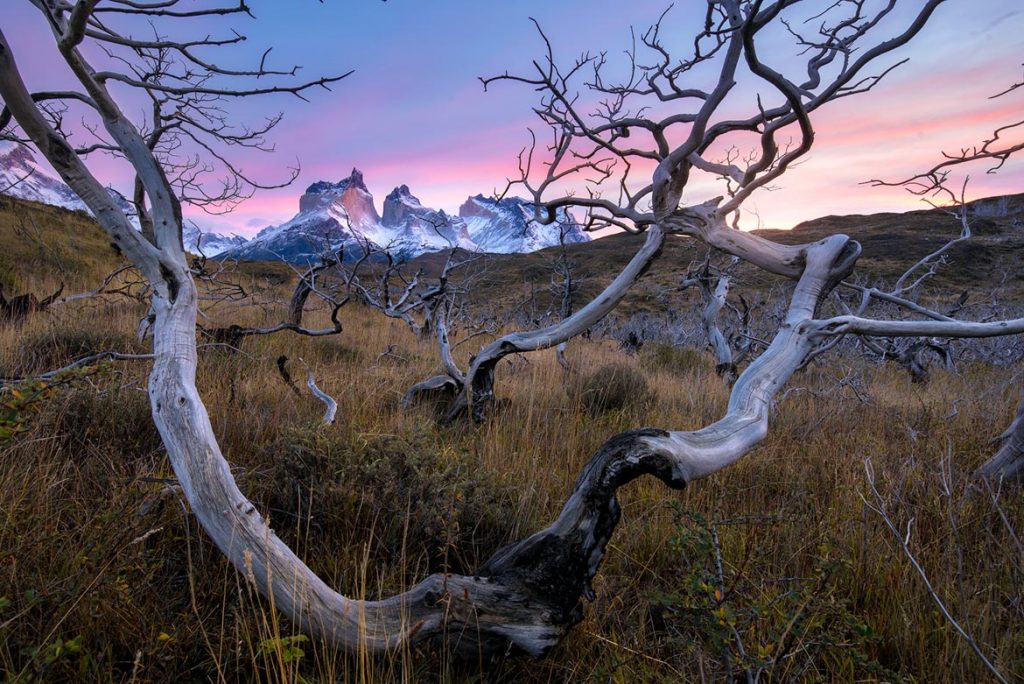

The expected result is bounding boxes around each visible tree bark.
[696,274,737,381]
[2,33,871,650]
[289,258,336,326]
[976,390,1024,482]
[453,223,666,423]
[137,234,859,657]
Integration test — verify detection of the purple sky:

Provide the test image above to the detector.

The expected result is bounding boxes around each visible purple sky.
[5,1,1023,236]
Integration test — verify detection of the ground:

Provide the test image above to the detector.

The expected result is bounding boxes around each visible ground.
[0,195,1021,682]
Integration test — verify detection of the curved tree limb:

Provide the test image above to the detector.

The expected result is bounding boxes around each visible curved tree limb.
[300,358,337,425]
[977,390,1024,482]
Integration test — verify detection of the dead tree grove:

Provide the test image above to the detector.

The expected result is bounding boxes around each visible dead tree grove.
[1,0,1022,659]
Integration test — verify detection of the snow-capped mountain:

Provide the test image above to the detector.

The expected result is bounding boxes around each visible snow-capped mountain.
[181,224,248,257]
[0,142,247,255]
[459,194,589,253]
[218,170,590,263]
[1,142,142,222]
[218,169,394,262]
[0,143,91,211]
[1,144,592,262]
[382,185,477,253]
[220,170,480,262]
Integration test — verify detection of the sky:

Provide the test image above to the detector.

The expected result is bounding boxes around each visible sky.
[4,0,1023,236]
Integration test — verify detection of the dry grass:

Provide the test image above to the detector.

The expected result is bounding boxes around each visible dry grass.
[0,199,1022,682]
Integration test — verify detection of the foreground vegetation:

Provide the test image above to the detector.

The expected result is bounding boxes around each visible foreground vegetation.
[0,200,1021,682]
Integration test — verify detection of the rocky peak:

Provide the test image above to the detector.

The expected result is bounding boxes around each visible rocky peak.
[298,168,378,224]
[301,167,366,199]
[457,194,590,253]
[458,194,499,219]
[349,167,365,189]
[0,143,35,168]
[382,184,427,227]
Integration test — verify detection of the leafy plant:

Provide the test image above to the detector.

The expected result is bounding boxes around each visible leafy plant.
[259,634,308,665]
[650,509,899,682]
[0,380,52,440]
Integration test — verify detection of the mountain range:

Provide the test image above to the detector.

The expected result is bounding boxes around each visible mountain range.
[217,169,589,262]
[0,143,589,261]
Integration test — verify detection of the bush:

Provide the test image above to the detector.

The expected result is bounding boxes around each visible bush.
[6,325,135,376]
[568,363,651,415]
[261,429,518,579]
[641,343,706,377]
[39,378,162,459]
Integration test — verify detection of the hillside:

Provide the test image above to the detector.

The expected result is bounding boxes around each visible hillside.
[1,191,1022,683]
[412,193,1024,316]
[0,195,123,294]
[3,192,1021,319]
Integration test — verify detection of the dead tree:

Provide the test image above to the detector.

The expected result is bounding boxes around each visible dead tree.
[978,389,1024,482]
[289,254,340,326]
[337,233,479,340]
[340,241,433,336]
[428,1,968,423]
[551,223,579,370]
[5,0,1024,662]
[0,283,63,325]
[200,252,347,347]
[681,252,745,381]
[861,63,1024,477]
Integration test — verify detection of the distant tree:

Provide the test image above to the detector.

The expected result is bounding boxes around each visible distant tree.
[2,0,1023,664]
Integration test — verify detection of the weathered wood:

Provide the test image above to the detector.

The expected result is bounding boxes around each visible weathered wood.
[289,257,337,326]
[8,2,1024,670]
[301,360,337,425]
[402,374,461,411]
[0,283,63,325]
[276,355,301,396]
[976,390,1024,482]
[455,223,666,423]
[684,258,738,381]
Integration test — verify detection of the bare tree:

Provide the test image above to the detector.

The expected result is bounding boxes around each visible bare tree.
[551,222,580,370]
[425,0,963,423]
[859,59,1024,479]
[335,237,476,339]
[681,252,750,382]
[4,0,1024,661]
[198,269,347,348]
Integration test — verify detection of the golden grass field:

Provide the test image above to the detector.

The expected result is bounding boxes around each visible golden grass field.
[0,197,1022,682]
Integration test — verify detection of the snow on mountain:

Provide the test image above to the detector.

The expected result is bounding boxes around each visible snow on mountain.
[219,172,591,263]
[221,169,383,262]
[181,224,248,257]
[0,142,238,251]
[381,185,477,253]
[458,194,590,253]
[1,143,593,262]
[0,142,89,211]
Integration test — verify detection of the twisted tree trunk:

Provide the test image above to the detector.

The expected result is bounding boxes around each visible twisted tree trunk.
[2,34,870,651]
[143,233,860,656]
[289,257,337,326]
[450,223,666,423]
